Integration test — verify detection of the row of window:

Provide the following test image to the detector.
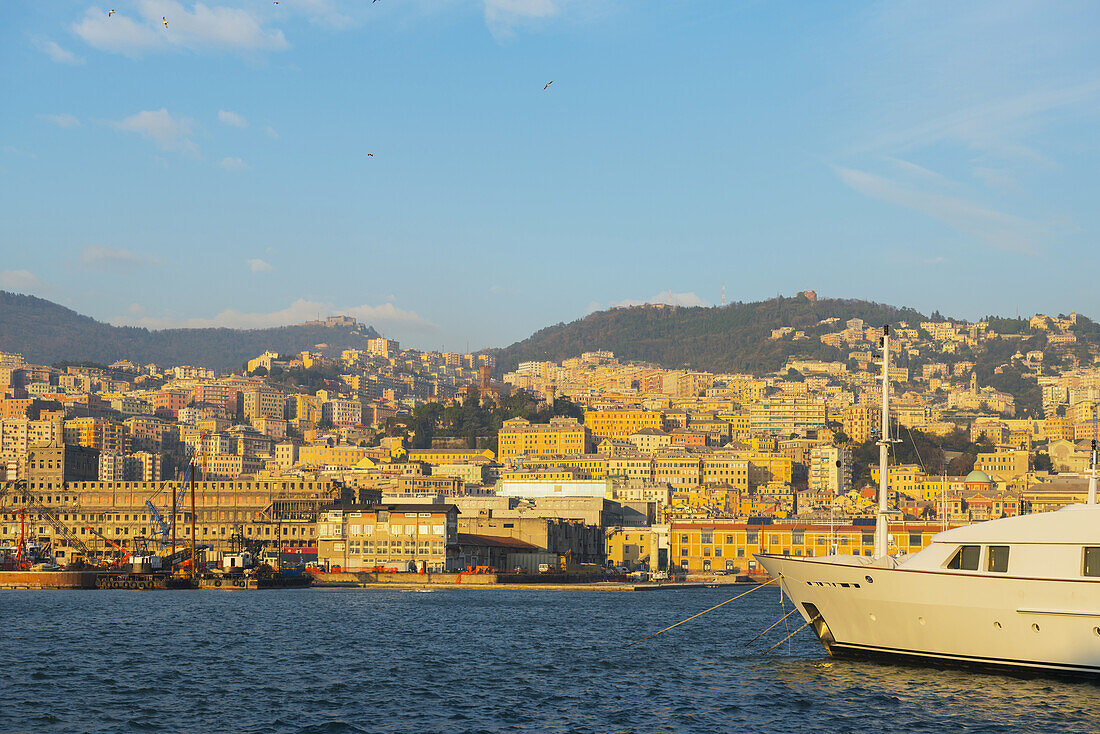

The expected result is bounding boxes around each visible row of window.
[947,545,1100,576]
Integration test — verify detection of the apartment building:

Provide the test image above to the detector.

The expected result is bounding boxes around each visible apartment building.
[497,417,589,461]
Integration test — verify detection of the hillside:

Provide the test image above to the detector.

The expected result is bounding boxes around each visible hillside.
[493,296,927,374]
[0,292,379,372]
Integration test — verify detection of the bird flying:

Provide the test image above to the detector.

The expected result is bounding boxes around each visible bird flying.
[544,81,553,90]
[163,16,168,28]
[108,9,115,16]
[367,153,374,157]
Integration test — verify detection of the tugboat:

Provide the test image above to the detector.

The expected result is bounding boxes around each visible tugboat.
[756,326,1100,677]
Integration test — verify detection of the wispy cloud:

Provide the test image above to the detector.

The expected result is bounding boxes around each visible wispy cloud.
[247,258,273,273]
[117,298,437,332]
[484,0,559,37]
[264,125,279,140]
[834,165,1042,255]
[73,1,289,57]
[39,113,81,128]
[79,246,162,271]
[33,38,85,65]
[219,156,248,171]
[112,108,198,155]
[218,110,247,128]
[972,166,1016,190]
[854,81,1100,165]
[0,270,48,293]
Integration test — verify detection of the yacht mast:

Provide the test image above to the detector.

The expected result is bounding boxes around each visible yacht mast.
[1088,440,1097,505]
[874,325,891,558]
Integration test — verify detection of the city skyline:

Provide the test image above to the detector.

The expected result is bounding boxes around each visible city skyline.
[3,1,1100,350]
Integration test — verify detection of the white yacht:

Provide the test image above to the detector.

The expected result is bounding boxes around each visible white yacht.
[756,326,1100,676]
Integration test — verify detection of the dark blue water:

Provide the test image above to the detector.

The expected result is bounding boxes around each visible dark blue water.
[1,587,1097,733]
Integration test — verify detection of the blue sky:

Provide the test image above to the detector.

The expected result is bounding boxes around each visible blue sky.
[2,1,1099,350]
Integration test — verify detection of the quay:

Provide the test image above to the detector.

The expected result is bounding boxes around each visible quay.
[310,571,765,591]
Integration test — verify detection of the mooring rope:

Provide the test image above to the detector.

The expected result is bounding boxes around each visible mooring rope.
[745,607,798,646]
[626,579,777,647]
[763,618,813,654]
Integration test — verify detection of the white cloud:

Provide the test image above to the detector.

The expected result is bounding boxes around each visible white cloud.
[219,156,248,171]
[612,291,710,308]
[834,165,1042,254]
[112,108,198,155]
[34,38,85,65]
[80,245,162,270]
[247,258,274,273]
[484,0,560,38]
[264,125,279,140]
[218,110,247,128]
[0,270,47,293]
[73,1,289,56]
[119,298,437,332]
[40,113,81,128]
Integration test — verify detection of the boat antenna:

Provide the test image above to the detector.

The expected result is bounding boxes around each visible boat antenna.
[874,325,892,559]
[1089,439,1097,505]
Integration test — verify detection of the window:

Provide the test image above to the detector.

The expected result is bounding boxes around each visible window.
[681,548,688,557]
[947,545,980,571]
[987,546,1009,573]
[862,534,874,546]
[746,533,758,544]
[700,529,713,544]
[726,534,734,544]
[909,533,923,547]
[1084,547,1100,577]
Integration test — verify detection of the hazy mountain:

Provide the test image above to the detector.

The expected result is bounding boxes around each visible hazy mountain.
[0,292,379,372]
[492,296,927,374]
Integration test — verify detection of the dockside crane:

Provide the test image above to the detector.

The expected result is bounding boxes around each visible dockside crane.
[3,480,95,566]
[84,526,131,567]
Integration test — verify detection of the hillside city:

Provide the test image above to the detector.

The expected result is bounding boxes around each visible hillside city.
[2,303,1098,576]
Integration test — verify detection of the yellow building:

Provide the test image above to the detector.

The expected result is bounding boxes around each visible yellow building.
[298,445,376,468]
[511,454,607,480]
[497,417,589,461]
[870,464,923,498]
[605,527,658,569]
[975,449,1028,480]
[669,522,942,573]
[584,409,663,440]
[405,448,496,465]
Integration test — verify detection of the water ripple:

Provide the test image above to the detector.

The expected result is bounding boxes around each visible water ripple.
[0,588,1097,733]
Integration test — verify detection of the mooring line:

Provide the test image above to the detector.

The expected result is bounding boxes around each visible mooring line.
[763,619,812,654]
[745,607,798,646]
[626,579,776,647]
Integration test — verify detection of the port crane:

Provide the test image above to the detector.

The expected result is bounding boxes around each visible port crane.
[2,480,95,566]
[143,434,205,551]
[84,526,131,567]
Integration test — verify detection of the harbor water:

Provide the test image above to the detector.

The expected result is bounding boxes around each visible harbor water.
[1,587,1097,733]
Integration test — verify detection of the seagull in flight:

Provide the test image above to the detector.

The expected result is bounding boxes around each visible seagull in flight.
[543,81,553,90]
[367,153,373,157]
[163,16,168,28]
[108,9,115,16]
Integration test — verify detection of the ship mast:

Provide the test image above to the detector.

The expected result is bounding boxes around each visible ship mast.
[874,325,891,558]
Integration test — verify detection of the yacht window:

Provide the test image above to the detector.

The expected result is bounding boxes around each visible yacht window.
[1085,547,1100,577]
[987,546,1010,573]
[947,545,980,571]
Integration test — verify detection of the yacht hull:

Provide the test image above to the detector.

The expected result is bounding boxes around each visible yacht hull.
[755,554,1100,676]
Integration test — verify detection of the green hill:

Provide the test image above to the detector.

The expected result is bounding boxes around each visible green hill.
[0,291,379,372]
[493,296,927,374]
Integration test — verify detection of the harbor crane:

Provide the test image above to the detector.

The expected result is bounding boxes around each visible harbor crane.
[2,479,95,566]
